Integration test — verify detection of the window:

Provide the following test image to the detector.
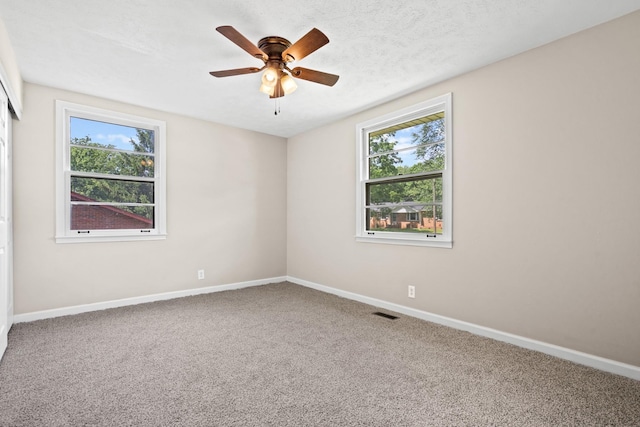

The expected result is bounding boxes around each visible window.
[56,101,166,243]
[356,93,452,248]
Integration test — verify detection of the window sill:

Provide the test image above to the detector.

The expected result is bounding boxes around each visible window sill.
[355,235,452,248]
[55,233,167,244]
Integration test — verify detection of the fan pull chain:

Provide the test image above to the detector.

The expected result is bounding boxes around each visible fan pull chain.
[274,99,281,116]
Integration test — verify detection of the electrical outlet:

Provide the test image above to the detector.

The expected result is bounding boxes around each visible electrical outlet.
[408,285,415,298]
[197,269,205,280]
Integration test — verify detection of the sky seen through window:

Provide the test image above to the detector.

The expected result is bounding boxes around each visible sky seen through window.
[70,117,141,151]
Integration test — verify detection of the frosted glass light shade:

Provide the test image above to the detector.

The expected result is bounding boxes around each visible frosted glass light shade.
[259,83,275,96]
[261,68,278,87]
[280,74,297,95]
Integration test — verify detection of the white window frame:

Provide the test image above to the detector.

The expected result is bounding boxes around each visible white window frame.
[355,93,452,248]
[55,101,167,243]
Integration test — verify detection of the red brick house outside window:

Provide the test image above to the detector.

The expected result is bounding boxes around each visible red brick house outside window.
[70,192,153,230]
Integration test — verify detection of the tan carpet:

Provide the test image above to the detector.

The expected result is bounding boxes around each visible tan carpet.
[1,282,639,426]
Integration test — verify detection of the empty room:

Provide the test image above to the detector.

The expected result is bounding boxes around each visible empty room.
[0,1,639,425]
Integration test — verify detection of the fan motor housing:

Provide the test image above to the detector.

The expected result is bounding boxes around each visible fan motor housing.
[258,36,292,62]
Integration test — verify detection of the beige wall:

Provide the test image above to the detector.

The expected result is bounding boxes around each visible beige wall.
[13,83,287,314]
[0,16,22,115]
[287,11,640,366]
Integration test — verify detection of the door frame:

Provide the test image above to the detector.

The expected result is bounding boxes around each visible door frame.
[0,84,13,361]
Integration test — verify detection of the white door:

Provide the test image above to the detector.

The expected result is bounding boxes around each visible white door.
[0,86,11,361]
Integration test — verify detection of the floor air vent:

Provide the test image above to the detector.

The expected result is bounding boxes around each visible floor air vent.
[373,311,398,320]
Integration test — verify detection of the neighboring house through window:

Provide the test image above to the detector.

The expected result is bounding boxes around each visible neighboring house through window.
[355,93,452,248]
[56,101,166,243]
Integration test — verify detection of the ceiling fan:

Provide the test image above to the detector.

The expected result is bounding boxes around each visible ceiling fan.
[209,26,339,99]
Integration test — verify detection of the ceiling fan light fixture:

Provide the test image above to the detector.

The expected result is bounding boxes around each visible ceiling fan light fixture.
[280,73,297,95]
[259,83,275,96]
[211,26,339,104]
[261,67,278,87]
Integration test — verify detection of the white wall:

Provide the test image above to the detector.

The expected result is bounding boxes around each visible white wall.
[13,83,287,314]
[287,11,640,366]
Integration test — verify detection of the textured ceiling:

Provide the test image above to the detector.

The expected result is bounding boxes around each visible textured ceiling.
[1,0,639,138]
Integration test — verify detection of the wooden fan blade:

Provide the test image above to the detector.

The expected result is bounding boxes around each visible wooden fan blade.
[216,26,267,61]
[282,28,329,62]
[291,67,339,86]
[209,67,262,77]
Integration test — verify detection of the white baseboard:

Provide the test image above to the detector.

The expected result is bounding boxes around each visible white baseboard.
[287,276,640,381]
[13,276,287,323]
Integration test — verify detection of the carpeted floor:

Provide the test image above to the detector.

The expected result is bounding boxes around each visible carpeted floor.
[1,282,639,426]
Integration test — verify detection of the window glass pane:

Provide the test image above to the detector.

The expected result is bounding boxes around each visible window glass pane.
[71,146,155,177]
[71,177,154,204]
[368,115,445,155]
[368,207,392,231]
[70,117,155,154]
[369,143,444,179]
[420,205,443,234]
[366,206,442,233]
[409,117,445,146]
[369,132,401,156]
[71,204,153,230]
[367,176,442,206]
